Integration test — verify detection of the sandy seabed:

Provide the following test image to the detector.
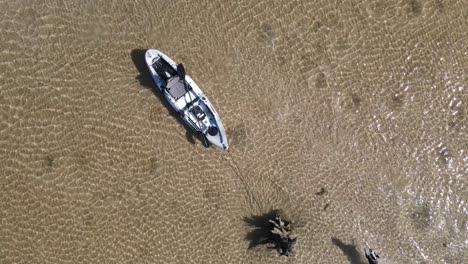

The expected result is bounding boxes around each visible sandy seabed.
[0,0,467,263]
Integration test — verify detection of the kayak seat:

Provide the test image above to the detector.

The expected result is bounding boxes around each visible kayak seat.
[166,76,188,100]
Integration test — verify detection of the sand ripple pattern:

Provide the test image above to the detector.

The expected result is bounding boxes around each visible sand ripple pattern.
[1,0,467,263]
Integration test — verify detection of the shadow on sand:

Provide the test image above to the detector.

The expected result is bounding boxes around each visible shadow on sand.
[130,49,197,145]
[331,237,365,264]
[244,209,296,256]
[244,210,281,249]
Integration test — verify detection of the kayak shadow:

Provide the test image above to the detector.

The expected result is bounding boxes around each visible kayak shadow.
[130,49,198,146]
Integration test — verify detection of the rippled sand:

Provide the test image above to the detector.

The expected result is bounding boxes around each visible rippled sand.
[1,0,467,263]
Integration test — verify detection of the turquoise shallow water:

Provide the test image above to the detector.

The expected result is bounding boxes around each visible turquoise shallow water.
[0,0,466,263]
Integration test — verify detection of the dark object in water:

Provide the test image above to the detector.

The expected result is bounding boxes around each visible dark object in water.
[244,210,297,256]
[364,245,380,264]
[269,216,296,256]
[316,187,327,196]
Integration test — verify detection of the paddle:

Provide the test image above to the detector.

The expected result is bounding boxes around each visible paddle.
[176,63,186,80]
[177,63,190,92]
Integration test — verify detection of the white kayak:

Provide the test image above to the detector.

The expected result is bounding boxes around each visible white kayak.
[145,49,229,150]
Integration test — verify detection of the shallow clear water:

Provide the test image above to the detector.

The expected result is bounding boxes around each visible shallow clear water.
[0,0,466,263]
